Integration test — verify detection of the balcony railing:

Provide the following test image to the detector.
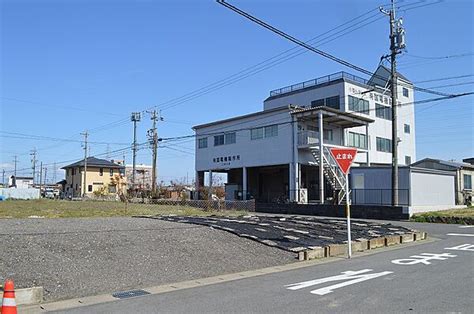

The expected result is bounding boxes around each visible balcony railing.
[269,71,369,97]
[298,131,319,147]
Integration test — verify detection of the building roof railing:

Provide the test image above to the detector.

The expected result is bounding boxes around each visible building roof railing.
[269,71,369,97]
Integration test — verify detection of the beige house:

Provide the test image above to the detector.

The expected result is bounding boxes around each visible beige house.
[412,158,473,205]
[62,157,127,197]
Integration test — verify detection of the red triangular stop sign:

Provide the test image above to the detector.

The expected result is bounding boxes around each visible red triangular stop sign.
[329,148,358,175]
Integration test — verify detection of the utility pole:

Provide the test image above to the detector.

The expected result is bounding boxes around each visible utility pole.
[2,169,5,186]
[131,112,141,191]
[39,161,43,193]
[30,149,37,184]
[147,110,162,194]
[53,162,57,184]
[81,131,89,197]
[44,167,47,186]
[381,0,405,206]
[13,156,18,177]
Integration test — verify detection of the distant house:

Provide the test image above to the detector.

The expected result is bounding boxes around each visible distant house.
[8,176,34,189]
[125,164,153,190]
[411,158,474,205]
[62,157,126,197]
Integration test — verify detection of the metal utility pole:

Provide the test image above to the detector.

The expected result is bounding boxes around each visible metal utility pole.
[131,112,141,191]
[81,131,89,197]
[381,0,405,206]
[147,110,162,194]
[30,149,37,184]
[39,162,43,192]
[44,167,47,186]
[13,156,18,177]
[53,162,57,184]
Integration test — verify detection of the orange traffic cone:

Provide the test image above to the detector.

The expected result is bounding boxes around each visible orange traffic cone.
[1,280,17,314]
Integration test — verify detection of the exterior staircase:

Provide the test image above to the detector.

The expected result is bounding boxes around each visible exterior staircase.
[310,146,350,204]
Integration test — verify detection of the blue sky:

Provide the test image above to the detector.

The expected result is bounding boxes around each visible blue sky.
[1,0,473,183]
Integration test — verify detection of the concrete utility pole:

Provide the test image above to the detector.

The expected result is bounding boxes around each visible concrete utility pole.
[2,169,5,186]
[381,0,405,206]
[30,149,36,184]
[131,112,141,191]
[81,131,89,197]
[13,156,18,177]
[147,110,162,194]
[44,167,47,186]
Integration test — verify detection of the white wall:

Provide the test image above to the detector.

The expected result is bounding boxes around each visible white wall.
[264,78,416,167]
[410,169,456,213]
[0,188,40,200]
[195,109,293,172]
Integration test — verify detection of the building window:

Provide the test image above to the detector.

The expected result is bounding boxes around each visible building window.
[214,134,225,146]
[72,168,75,175]
[404,124,411,134]
[325,96,340,109]
[403,87,409,97]
[251,127,264,140]
[324,129,333,141]
[99,168,103,176]
[88,185,92,192]
[347,132,367,149]
[225,132,236,144]
[198,137,208,149]
[376,103,391,120]
[376,137,392,153]
[311,96,340,109]
[405,156,411,165]
[464,174,472,190]
[110,169,114,176]
[348,95,369,115]
[252,125,278,140]
[311,99,325,107]
[264,125,278,138]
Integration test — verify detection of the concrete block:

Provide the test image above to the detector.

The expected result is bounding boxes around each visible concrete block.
[352,240,369,252]
[329,244,347,257]
[385,235,401,246]
[414,231,427,241]
[0,286,43,305]
[400,233,414,243]
[298,251,305,261]
[369,237,385,249]
[304,247,327,260]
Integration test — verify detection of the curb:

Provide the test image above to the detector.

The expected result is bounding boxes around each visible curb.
[0,286,43,305]
[299,231,427,261]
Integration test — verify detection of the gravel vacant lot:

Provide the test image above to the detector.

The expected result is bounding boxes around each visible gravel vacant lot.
[0,217,295,301]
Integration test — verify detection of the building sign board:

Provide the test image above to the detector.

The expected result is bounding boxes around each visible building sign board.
[329,148,358,174]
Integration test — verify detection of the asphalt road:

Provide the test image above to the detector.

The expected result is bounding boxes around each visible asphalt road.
[52,221,474,313]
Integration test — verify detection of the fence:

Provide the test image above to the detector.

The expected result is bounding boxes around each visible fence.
[351,189,410,206]
[129,198,256,212]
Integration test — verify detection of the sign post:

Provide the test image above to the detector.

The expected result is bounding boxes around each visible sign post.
[329,147,358,258]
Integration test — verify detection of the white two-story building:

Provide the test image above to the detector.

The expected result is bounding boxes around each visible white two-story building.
[193,65,416,204]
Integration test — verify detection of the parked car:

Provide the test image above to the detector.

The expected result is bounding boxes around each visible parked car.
[44,188,55,199]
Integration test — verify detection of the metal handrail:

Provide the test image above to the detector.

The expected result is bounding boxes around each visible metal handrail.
[269,71,369,96]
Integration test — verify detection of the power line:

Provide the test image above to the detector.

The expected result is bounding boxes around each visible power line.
[0,131,129,145]
[413,74,474,84]
[160,92,474,143]
[216,0,451,99]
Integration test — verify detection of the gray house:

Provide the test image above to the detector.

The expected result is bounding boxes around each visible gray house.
[411,158,473,205]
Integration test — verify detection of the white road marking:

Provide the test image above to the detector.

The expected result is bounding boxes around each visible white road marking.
[445,244,474,251]
[391,252,457,265]
[447,233,474,237]
[459,226,474,228]
[285,269,393,296]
